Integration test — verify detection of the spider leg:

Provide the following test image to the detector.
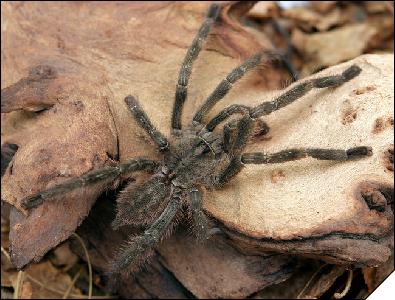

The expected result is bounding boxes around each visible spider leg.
[109,187,182,274]
[125,96,169,152]
[206,65,362,132]
[189,188,210,242]
[216,115,254,184]
[250,65,362,119]
[206,104,251,132]
[220,114,254,157]
[21,158,158,209]
[193,50,281,124]
[223,121,237,153]
[231,115,254,155]
[215,156,244,186]
[241,147,373,164]
[216,146,373,186]
[171,3,220,130]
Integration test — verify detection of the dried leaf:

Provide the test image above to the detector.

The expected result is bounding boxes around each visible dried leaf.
[247,2,280,19]
[315,7,342,31]
[310,1,338,14]
[49,242,79,271]
[1,217,82,299]
[22,261,83,299]
[280,7,322,29]
[291,24,377,76]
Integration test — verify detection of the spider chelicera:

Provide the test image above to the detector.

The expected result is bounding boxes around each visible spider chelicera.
[21,3,372,275]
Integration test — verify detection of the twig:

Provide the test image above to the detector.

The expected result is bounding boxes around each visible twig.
[72,233,93,299]
[1,234,114,298]
[334,269,353,299]
[13,271,25,299]
[1,246,11,262]
[297,263,328,299]
[25,274,117,299]
[62,267,83,299]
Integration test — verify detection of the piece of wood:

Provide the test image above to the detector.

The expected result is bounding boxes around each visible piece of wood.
[1,1,286,269]
[158,229,295,298]
[1,2,393,273]
[205,54,394,267]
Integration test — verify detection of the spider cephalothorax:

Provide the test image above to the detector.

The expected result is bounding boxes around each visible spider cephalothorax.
[21,3,372,275]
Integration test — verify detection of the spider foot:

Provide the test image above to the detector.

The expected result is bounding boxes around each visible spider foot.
[342,64,362,81]
[346,146,373,159]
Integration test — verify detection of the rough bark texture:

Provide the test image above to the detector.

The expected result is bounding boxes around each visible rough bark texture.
[205,54,394,267]
[158,230,295,298]
[1,1,393,281]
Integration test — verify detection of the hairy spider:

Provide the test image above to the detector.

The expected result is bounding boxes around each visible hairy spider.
[21,3,372,276]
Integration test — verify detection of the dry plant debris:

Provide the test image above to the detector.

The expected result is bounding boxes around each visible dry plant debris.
[1,1,393,299]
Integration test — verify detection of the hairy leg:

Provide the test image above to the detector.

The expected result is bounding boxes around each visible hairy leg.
[250,65,362,118]
[21,158,158,209]
[171,3,220,130]
[220,114,253,157]
[206,104,251,132]
[189,188,210,242]
[206,65,362,133]
[241,147,373,164]
[222,121,237,153]
[193,50,281,124]
[109,187,181,274]
[125,96,169,152]
[216,146,372,186]
[232,115,254,155]
[216,115,254,184]
[216,156,244,186]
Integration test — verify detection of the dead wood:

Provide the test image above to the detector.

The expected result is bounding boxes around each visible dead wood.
[1,2,393,292]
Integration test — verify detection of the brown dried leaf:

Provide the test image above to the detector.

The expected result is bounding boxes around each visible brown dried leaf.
[310,1,338,14]
[247,2,280,19]
[1,217,82,299]
[280,7,322,29]
[364,1,391,14]
[22,261,83,299]
[291,24,377,76]
[49,242,79,271]
[315,7,342,31]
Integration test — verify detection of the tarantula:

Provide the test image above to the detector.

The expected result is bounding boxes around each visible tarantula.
[21,3,372,275]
